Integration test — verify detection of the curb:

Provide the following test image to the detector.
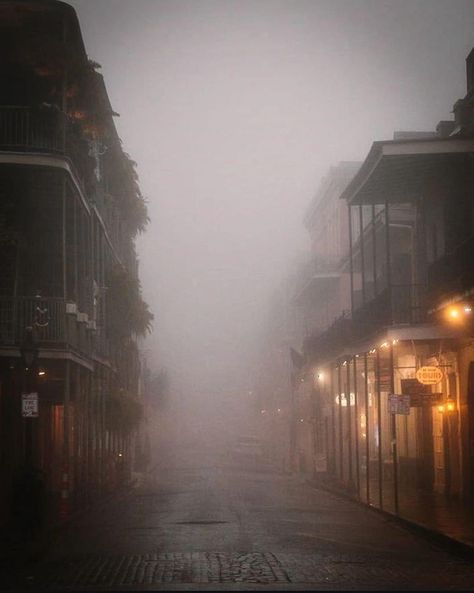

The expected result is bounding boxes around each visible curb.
[305,476,474,560]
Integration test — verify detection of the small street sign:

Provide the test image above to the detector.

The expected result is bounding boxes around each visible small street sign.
[388,393,410,415]
[22,392,39,418]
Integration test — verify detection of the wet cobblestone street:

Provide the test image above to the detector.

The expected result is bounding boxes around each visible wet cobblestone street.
[4,441,474,591]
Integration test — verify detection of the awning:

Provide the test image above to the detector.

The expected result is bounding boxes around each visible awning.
[341,137,474,205]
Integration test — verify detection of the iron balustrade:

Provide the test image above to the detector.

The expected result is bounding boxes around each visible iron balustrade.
[0,105,92,192]
[0,106,65,152]
[352,284,426,329]
[427,235,474,304]
[0,296,108,359]
[304,284,426,363]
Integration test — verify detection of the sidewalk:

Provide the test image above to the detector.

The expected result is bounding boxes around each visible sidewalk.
[0,477,138,575]
[307,472,474,556]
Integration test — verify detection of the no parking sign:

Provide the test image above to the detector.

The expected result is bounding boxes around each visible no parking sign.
[22,392,39,418]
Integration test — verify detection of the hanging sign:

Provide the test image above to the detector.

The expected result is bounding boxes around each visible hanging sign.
[401,378,431,396]
[416,366,444,385]
[22,392,39,418]
[410,392,444,407]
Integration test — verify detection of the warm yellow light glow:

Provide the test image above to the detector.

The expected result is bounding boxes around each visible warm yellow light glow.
[317,371,324,381]
[380,341,389,349]
[447,401,456,412]
[392,339,398,345]
[369,348,376,354]
[437,405,445,413]
[448,307,460,319]
[38,370,46,376]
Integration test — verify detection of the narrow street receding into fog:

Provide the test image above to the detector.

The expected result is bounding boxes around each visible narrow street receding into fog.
[10,407,474,592]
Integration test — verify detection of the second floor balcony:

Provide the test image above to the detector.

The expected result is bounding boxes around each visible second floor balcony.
[0,296,109,361]
[303,284,427,365]
[427,235,474,306]
[352,283,426,330]
[293,255,342,306]
[0,105,94,193]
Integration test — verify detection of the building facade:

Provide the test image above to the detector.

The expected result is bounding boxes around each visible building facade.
[301,48,474,529]
[0,0,151,526]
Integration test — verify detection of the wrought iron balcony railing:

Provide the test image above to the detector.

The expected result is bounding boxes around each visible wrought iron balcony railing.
[0,105,92,191]
[0,296,108,360]
[304,284,427,364]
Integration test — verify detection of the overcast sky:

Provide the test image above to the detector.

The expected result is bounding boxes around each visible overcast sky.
[70,0,473,397]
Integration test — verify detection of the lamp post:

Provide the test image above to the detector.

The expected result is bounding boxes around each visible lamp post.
[20,326,39,465]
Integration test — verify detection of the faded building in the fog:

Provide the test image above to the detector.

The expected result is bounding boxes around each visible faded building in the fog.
[291,162,360,475]
[0,1,151,525]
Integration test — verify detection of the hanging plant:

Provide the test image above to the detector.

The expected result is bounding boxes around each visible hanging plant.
[120,152,150,235]
[106,265,153,339]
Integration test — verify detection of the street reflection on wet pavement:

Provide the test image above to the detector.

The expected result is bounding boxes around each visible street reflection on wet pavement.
[6,431,474,591]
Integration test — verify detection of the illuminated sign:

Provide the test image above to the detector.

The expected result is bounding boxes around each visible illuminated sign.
[416,366,444,385]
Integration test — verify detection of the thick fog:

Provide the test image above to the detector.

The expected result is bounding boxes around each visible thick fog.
[70,0,473,434]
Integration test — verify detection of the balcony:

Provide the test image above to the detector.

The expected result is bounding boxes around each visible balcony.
[303,310,353,363]
[0,105,93,191]
[427,235,474,305]
[293,255,342,305]
[0,296,108,361]
[352,284,426,337]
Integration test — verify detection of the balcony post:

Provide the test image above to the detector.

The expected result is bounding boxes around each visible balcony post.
[390,343,399,515]
[353,357,360,498]
[364,353,370,505]
[359,206,366,306]
[62,180,67,300]
[337,365,343,481]
[348,205,354,315]
[376,348,383,509]
[385,201,392,324]
[346,360,353,486]
[372,205,377,296]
